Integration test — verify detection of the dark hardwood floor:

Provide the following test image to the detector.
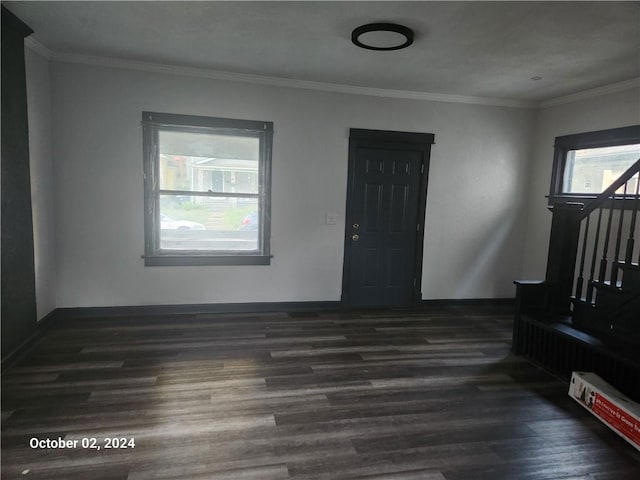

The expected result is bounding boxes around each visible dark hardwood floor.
[2,305,639,479]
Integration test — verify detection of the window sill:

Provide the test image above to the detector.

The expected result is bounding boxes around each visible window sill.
[144,255,271,266]
[548,193,639,204]
[547,194,597,206]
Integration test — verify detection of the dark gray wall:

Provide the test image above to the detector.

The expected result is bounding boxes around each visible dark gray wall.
[1,6,37,357]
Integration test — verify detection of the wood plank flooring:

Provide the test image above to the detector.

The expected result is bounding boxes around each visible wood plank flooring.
[2,305,639,479]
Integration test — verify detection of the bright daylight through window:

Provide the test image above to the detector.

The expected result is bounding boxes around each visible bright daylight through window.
[142,112,273,266]
[550,126,640,203]
[562,143,640,194]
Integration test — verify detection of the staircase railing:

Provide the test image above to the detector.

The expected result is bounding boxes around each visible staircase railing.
[511,159,640,399]
[543,159,640,318]
[573,158,640,304]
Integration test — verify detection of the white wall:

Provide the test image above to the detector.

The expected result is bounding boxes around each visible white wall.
[521,88,640,280]
[50,61,535,307]
[25,47,56,320]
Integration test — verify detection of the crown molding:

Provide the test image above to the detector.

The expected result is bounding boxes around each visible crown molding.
[25,43,637,110]
[539,77,640,108]
[50,51,536,109]
[24,36,53,59]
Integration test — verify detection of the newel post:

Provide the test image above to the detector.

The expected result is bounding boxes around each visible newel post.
[545,203,583,315]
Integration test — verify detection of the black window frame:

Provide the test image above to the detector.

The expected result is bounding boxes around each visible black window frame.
[142,111,273,266]
[549,125,640,206]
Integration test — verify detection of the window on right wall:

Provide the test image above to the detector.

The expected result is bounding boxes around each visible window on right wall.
[549,125,640,203]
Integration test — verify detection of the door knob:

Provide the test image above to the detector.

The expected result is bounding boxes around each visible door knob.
[352,234,359,241]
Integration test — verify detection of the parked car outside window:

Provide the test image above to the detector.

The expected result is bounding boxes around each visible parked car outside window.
[160,214,205,230]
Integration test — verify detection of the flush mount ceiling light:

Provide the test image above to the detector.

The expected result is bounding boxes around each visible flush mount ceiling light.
[351,23,414,51]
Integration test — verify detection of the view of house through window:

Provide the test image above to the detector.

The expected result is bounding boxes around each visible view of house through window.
[158,131,260,251]
[142,112,272,265]
[562,143,640,194]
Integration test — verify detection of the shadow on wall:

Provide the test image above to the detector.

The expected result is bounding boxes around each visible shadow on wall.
[453,205,521,298]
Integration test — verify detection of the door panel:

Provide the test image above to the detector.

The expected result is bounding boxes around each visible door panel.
[344,140,427,306]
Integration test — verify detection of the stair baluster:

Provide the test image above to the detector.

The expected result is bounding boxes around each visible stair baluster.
[598,194,616,285]
[629,173,640,265]
[575,215,590,299]
[586,208,604,303]
[611,181,629,286]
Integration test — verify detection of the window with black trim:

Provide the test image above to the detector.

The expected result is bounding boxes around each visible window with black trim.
[142,112,273,266]
[550,125,640,203]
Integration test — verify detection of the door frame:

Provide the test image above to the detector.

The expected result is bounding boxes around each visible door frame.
[341,128,434,307]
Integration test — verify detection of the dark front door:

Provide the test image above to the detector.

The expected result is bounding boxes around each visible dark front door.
[342,129,434,307]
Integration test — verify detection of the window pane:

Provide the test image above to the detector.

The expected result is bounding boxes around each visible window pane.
[159,195,259,251]
[158,131,259,193]
[562,144,640,194]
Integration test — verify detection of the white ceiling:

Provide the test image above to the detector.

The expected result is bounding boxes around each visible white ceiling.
[6,1,640,103]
